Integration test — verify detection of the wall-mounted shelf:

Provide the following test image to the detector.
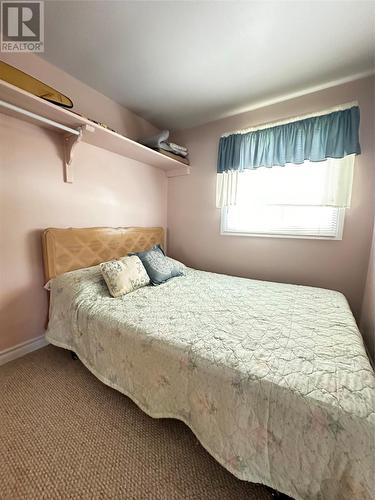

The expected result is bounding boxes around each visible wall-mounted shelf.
[0,80,190,182]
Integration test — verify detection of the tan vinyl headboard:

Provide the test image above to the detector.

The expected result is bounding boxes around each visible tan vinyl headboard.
[42,226,165,282]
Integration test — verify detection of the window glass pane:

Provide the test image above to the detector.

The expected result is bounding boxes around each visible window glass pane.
[236,163,326,206]
[236,156,354,207]
[221,158,347,239]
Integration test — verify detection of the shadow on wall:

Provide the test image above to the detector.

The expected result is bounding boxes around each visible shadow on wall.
[42,126,65,179]
[0,229,48,351]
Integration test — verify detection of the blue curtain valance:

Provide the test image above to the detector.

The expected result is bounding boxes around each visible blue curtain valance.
[217,106,361,173]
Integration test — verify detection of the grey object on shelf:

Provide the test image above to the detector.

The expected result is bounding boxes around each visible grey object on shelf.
[139,129,170,148]
[139,130,188,158]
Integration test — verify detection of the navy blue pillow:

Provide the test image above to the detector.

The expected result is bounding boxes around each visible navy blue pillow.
[131,245,183,285]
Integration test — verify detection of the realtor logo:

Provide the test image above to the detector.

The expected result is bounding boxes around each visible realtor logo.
[1,1,44,52]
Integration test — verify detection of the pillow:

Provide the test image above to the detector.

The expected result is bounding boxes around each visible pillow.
[131,245,184,285]
[100,255,150,297]
[165,256,187,275]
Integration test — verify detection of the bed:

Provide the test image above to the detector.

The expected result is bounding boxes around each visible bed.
[43,226,375,500]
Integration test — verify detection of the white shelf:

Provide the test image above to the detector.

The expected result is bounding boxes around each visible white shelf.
[0,80,190,181]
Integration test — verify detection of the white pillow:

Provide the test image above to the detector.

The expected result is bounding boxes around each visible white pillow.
[100,255,150,297]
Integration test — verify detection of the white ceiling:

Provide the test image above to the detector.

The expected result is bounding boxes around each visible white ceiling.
[42,1,375,130]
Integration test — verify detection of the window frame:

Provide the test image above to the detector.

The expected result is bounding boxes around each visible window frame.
[220,205,345,241]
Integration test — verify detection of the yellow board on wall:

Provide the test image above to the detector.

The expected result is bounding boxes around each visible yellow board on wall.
[0,61,73,108]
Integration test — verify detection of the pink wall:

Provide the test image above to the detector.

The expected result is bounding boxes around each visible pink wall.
[168,77,375,339]
[361,219,375,362]
[1,54,158,140]
[0,56,166,351]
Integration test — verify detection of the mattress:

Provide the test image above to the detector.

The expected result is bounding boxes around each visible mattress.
[46,266,375,499]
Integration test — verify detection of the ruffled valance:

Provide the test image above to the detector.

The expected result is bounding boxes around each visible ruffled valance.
[217,105,361,173]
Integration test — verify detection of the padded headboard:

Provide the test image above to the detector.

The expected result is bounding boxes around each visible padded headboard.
[42,226,165,282]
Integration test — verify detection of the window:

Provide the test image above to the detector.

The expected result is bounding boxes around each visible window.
[221,159,349,240]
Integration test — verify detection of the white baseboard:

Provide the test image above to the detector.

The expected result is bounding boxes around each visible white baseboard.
[0,334,49,367]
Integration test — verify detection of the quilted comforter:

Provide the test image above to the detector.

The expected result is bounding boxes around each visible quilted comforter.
[46,266,375,499]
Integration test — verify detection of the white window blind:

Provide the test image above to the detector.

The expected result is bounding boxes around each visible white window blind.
[222,205,344,239]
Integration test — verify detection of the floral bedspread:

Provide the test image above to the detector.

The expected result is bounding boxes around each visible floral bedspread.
[46,266,375,499]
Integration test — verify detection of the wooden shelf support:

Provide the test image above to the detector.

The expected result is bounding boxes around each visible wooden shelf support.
[166,165,191,178]
[63,124,95,183]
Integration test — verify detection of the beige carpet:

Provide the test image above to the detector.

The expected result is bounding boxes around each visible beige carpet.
[0,345,277,500]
